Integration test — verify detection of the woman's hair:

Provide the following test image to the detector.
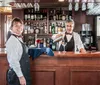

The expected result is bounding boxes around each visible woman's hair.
[10,17,23,29]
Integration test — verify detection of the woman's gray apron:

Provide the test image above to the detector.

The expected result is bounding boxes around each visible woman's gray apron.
[7,35,31,85]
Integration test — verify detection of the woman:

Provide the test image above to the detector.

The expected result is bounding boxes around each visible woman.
[6,17,31,85]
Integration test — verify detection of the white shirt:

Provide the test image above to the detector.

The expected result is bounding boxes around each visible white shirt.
[6,35,23,77]
[52,32,85,51]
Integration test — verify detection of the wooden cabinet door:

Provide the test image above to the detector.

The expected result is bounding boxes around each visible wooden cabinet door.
[31,71,55,85]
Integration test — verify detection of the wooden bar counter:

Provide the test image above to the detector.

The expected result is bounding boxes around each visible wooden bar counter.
[1,50,100,85]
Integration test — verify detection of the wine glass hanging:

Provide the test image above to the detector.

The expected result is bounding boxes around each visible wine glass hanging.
[34,0,40,11]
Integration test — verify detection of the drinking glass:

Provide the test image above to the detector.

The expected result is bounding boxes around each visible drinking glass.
[62,39,67,51]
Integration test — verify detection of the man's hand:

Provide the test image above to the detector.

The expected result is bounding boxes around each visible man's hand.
[19,76,26,85]
[56,34,63,39]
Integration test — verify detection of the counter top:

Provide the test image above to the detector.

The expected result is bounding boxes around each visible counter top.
[0,48,100,58]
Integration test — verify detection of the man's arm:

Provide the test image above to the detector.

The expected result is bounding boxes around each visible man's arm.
[52,33,63,42]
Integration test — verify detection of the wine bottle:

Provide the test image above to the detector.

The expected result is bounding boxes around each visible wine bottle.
[51,23,55,34]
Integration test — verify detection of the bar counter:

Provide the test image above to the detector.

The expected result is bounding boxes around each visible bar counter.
[1,50,100,85]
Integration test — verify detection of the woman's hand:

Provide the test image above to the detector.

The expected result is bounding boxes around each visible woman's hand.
[19,76,26,85]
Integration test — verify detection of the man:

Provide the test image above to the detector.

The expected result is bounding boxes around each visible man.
[52,18,86,53]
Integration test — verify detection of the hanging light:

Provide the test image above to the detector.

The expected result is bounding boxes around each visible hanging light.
[0,0,15,13]
[58,0,64,2]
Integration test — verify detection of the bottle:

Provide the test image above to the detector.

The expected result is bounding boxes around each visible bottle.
[62,10,66,20]
[55,22,58,34]
[44,23,47,34]
[40,23,44,34]
[51,23,55,34]
[24,9,28,20]
[27,22,31,34]
[62,22,66,32]
[53,9,56,20]
[27,9,31,21]
[49,38,53,49]
[30,22,34,33]
[43,38,46,47]
[31,9,34,20]
[24,22,28,34]
[49,23,52,34]
[34,23,40,34]
[57,22,61,34]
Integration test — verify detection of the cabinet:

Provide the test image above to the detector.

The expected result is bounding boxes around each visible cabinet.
[23,8,70,48]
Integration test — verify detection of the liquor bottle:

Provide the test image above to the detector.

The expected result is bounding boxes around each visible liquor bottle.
[56,10,59,20]
[44,23,47,34]
[30,22,34,33]
[62,22,66,32]
[49,10,53,20]
[40,23,44,34]
[58,9,62,20]
[31,9,34,20]
[27,9,31,21]
[24,22,28,34]
[40,14,43,20]
[53,9,56,20]
[57,22,62,34]
[55,22,58,34]
[49,23,52,34]
[27,22,31,34]
[34,23,40,34]
[43,38,46,47]
[24,9,28,20]
[51,23,55,34]
[49,38,53,49]
[62,10,66,20]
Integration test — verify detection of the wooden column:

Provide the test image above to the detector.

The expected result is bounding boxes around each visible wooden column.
[0,14,5,48]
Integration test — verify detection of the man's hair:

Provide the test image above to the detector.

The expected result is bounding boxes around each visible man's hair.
[66,18,75,25]
[10,17,23,29]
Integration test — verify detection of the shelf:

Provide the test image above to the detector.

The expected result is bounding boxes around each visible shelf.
[23,33,52,38]
[24,20,47,23]
[49,20,66,22]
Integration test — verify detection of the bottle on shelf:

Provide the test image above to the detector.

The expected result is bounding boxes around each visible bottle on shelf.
[31,9,34,20]
[40,23,44,34]
[51,23,55,34]
[49,23,52,34]
[27,22,31,34]
[27,9,31,21]
[34,23,40,34]
[55,22,58,34]
[30,22,34,33]
[62,10,66,20]
[43,38,46,47]
[24,22,28,34]
[24,9,28,20]
[53,9,56,20]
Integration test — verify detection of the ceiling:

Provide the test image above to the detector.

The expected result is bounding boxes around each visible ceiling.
[0,0,100,15]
